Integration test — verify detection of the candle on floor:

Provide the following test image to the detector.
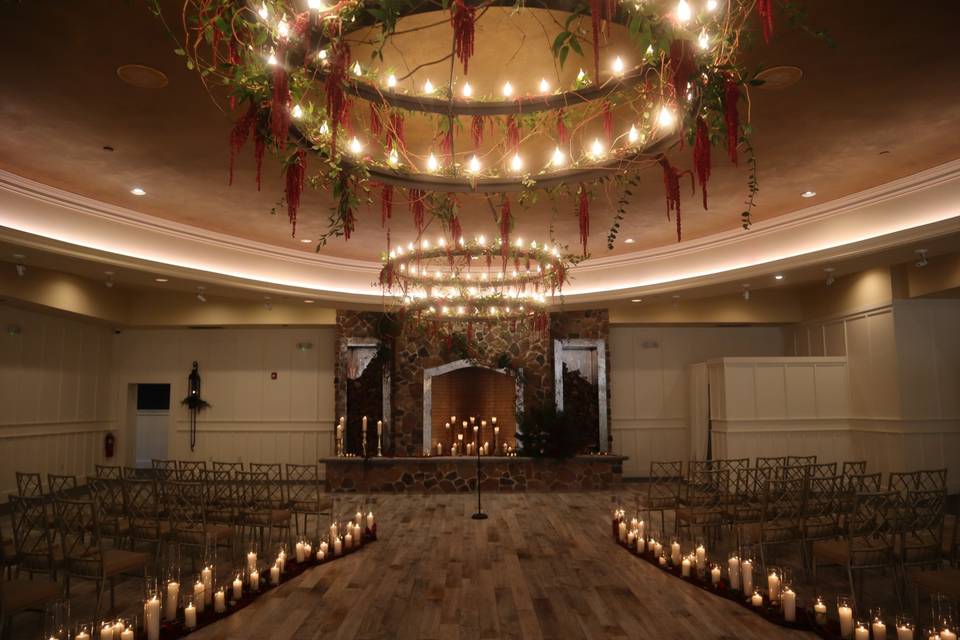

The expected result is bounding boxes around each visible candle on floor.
[727,554,740,590]
[270,563,280,585]
[838,598,854,639]
[894,618,913,640]
[345,531,353,550]
[814,597,828,625]
[751,591,763,607]
[741,559,753,598]
[165,579,179,620]
[710,564,721,586]
[305,542,312,558]
[334,536,343,556]
[695,544,706,573]
[681,556,691,578]
[100,623,114,640]
[367,512,375,529]
[941,628,958,640]
[653,540,663,557]
[767,569,780,604]
[437,442,443,455]
[194,578,205,613]
[215,587,227,613]
[354,523,363,545]
[627,530,636,548]
[113,620,125,637]
[202,565,213,605]
[247,550,257,573]
[658,554,667,567]
[670,540,681,566]
[618,521,627,543]
[483,441,489,455]
[75,628,91,640]
[232,574,243,601]
[120,626,133,640]
[320,540,329,556]
[249,568,260,592]
[782,586,796,622]
[855,622,870,640]
[145,595,161,640]
[184,601,197,629]
[296,541,305,563]
[871,618,886,638]
[637,519,645,539]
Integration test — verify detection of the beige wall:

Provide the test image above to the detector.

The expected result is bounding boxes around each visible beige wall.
[0,303,114,498]
[609,326,783,477]
[112,327,337,469]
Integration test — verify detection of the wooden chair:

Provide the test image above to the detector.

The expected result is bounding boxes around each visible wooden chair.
[150,459,177,481]
[165,480,234,567]
[212,461,244,476]
[14,473,42,498]
[7,495,58,581]
[755,474,806,577]
[95,465,122,480]
[726,466,773,550]
[176,460,206,481]
[0,540,59,640]
[806,462,838,480]
[46,474,77,496]
[841,461,867,488]
[755,457,787,472]
[675,468,728,545]
[249,464,291,548]
[800,475,843,572]
[898,489,947,576]
[642,461,682,534]
[786,455,817,467]
[88,478,130,550]
[287,463,330,542]
[909,506,960,624]
[847,473,882,494]
[52,494,149,623]
[121,477,168,573]
[813,490,901,612]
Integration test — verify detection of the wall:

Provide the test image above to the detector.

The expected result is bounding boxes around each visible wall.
[0,303,114,498]
[609,325,783,477]
[112,326,336,469]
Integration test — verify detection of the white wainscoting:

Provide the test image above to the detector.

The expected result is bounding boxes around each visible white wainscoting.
[611,418,688,478]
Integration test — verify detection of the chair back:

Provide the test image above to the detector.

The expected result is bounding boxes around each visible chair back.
[914,468,948,492]
[803,475,842,530]
[165,480,208,553]
[15,472,43,497]
[841,461,867,481]
[786,455,817,467]
[684,468,729,510]
[203,469,237,525]
[52,495,104,580]
[47,474,78,496]
[645,461,682,510]
[236,471,272,512]
[177,460,207,481]
[845,491,897,569]
[95,464,122,480]
[898,489,947,568]
[8,494,55,574]
[122,477,164,544]
[151,459,177,481]
[250,464,285,507]
[88,477,127,543]
[212,461,244,476]
[807,463,837,480]
[756,457,787,470]
[286,464,320,513]
[848,473,882,494]
[762,475,806,523]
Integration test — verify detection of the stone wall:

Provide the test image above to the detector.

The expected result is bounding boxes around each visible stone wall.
[336,309,609,456]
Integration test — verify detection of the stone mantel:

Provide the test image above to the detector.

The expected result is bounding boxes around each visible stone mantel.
[320,455,627,492]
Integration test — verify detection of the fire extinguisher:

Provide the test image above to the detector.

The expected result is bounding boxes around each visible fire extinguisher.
[104,432,115,458]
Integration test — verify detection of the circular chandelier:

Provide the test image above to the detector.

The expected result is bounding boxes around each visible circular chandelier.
[164,0,799,317]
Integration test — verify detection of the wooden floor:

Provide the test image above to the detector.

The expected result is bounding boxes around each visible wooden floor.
[186,493,810,640]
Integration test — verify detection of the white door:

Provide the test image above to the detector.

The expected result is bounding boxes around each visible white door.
[135,410,169,467]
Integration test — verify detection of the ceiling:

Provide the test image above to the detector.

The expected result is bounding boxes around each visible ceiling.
[1,0,959,266]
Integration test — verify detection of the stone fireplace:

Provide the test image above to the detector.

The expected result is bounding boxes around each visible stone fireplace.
[422,360,522,455]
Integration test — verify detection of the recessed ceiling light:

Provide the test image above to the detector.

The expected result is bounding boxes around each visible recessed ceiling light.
[154,277,168,283]
[303,299,315,304]
[131,187,146,196]
[801,191,816,198]
[754,65,803,90]
[630,298,642,303]
[116,64,169,89]
[774,274,784,280]
[624,238,635,244]
[300,238,312,244]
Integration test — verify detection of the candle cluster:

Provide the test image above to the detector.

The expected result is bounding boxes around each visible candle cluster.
[336,415,387,457]
[434,415,516,457]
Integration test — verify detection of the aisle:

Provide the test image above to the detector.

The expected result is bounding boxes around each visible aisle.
[188,493,811,640]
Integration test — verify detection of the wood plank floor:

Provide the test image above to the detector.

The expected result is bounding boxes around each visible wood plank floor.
[188,493,810,640]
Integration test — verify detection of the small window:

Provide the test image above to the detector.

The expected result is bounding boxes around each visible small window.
[137,384,170,411]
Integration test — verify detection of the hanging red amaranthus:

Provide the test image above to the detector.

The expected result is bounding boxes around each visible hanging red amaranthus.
[228,100,258,186]
[500,196,511,260]
[451,215,463,248]
[343,206,355,241]
[409,188,425,235]
[693,116,711,210]
[471,115,484,148]
[254,129,265,192]
[381,184,393,227]
[270,59,291,149]
[370,103,383,137]
[557,110,568,144]
[602,101,613,144]
[658,156,693,242]
[668,39,696,102]
[723,77,741,164]
[285,149,306,236]
[577,185,590,256]
[757,0,774,44]
[451,0,476,74]
[439,128,454,160]
[506,116,520,153]
[387,112,405,152]
[325,41,351,158]
[378,262,396,290]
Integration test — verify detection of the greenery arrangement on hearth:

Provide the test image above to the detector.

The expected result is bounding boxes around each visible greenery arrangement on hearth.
[516,403,592,458]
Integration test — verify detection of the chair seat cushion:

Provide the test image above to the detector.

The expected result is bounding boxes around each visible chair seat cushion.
[910,569,960,599]
[1,578,60,612]
[103,549,149,576]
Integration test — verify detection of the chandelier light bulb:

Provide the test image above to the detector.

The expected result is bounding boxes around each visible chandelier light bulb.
[658,105,676,129]
[539,78,550,93]
[426,153,439,172]
[277,19,290,38]
[353,61,362,76]
[438,237,446,248]
[468,155,481,174]
[422,238,430,249]
[590,138,604,159]
[676,0,692,23]
[423,79,434,94]
[386,74,397,89]
[308,0,325,9]
[612,56,625,76]
[577,68,587,83]
[267,50,278,66]
[551,147,565,167]
[349,137,363,155]
[510,153,523,173]
[478,234,486,246]
[291,104,303,119]
[515,237,524,248]
[698,29,710,50]
[387,148,399,167]
[502,81,514,98]
[319,121,329,136]
[317,49,327,62]
[706,0,718,10]
[462,82,473,98]
[628,125,639,143]
[258,3,268,20]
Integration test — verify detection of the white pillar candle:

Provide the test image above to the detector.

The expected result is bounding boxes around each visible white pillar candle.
[145,595,161,640]
[316,549,325,562]
[782,587,796,622]
[941,630,958,640]
[214,588,226,613]
[249,569,260,592]
[767,570,780,603]
[627,531,636,547]
[76,632,91,640]
[437,442,443,455]
[670,541,681,565]
[618,521,627,543]
[872,620,886,638]
[839,604,854,639]
[638,520,645,539]
[121,628,134,640]
[202,565,213,605]
[896,626,913,640]
[270,564,280,585]
[194,579,205,613]
[653,541,662,557]
[814,598,828,625]
[100,624,114,640]
[296,542,305,563]
[165,580,179,621]
[856,624,870,640]
[334,536,343,556]
[741,560,753,596]
[695,545,706,573]
[681,556,691,577]
[751,591,763,607]
[367,512,374,529]
[114,621,125,636]
[728,556,740,590]
[710,565,721,586]
[232,575,243,601]
[305,543,312,558]
[184,602,197,629]
[330,522,338,541]
[247,551,257,573]
[658,555,667,566]
[277,551,286,573]
[354,523,363,545]
[345,532,353,549]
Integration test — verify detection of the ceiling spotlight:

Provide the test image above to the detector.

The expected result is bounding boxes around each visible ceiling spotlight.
[154,277,168,283]
[14,263,26,277]
[300,238,313,244]
[303,299,315,304]
[801,190,817,198]
[824,267,836,286]
[915,248,928,268]
[742,284,751,300]
[774,274,784,280]
[196,287,207,303]
[624,238,635,244]
[130,187,146,196]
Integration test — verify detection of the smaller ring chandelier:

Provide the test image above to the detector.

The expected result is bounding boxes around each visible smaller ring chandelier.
[380,234,574,324]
